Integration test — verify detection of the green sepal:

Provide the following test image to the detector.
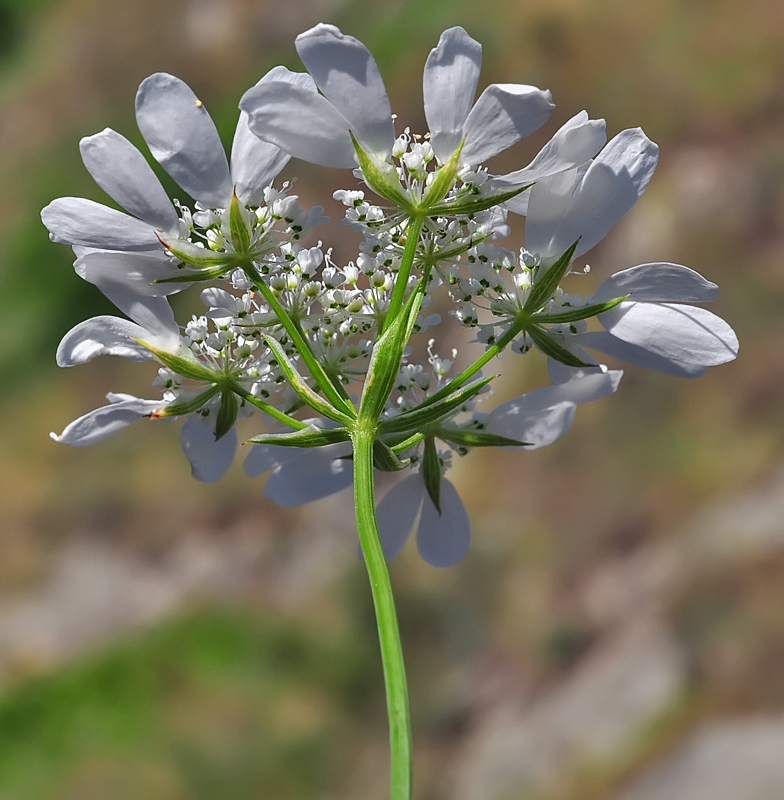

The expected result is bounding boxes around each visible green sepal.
[248,424,350,448]
[135,341,219,383]
[215,390,239,440]
[359,290,422,424]
[434,426,528,449]
[351,133,413,211]
[262,334,353,426]
[373,440,409,472]
[428,183,532,218]
[158,236,235,270]
[155,386,220,418]
[523,239,580,315]
[525,325,593,368]
[422,437,442,514]
[421,141,463,209]
[531,295,627,324]
[377,376,493,435]
[228,191,252,255]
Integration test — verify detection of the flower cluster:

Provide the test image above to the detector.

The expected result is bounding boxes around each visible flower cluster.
[44,23,738,568]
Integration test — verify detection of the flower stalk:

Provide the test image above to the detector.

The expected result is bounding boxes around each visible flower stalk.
[352,425,413,800]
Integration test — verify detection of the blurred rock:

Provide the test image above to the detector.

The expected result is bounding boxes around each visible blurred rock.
[617,716,784,800]
[447,618,686,800]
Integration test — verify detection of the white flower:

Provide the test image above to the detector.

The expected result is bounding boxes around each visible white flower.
[484,363,622,447]
[523,128,660,262]
[240,26,395,169]
[572,263,740,376]
[42,73,292,263]
[50,288,240,483]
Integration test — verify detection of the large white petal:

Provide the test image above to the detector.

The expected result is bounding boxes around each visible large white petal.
[136,73,233,209]
[375,474,425,561]
[498,111,607,198]
[264,443,354,507]
[231,108,291,206]
[487,398,576,450]
[417,479,471,567]
[243,441,298,477]
[295,24,394,160]
[56,316,153,366]
[487,369,622,447]
[41,198,161,251]
[75,250,187,297]
[79,128,178,231]
[461,84,554,165]
[240,79,357,169]
[524,167,582,255]
[599,301,739,367]
[527,128,659,259]
[423,26,482,163]
[574,330,709,377]
[51,396,165,446]
[180,414,237,483]
[595,262,719,303]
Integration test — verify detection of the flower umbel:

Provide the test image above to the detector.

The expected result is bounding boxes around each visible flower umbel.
[44,24,739,800]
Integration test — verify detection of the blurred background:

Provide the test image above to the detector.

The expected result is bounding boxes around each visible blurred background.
[0,0,783,797]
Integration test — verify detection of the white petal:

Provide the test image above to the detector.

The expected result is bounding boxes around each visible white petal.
[498,111,607,194]
[599,301,739,367]
[461,84,554,165]
[595,262,719,303]
[79,128,178,231]
[75,250,187,297]
[526,128,659,259]
[547,358,613,385]
[487,398,576,450]
[423,26,482,162]
[375,474,425,561]
[180,414,237,483]
[295,24,394,160]
[135,73,233,209]
[574,330,709,378]
[243,441,297,477]
[56,316,153,366]
[51,396,165,446]
[524,167,582,255]
[240,79,357,169]
[41,198,160,251]
[231,108,291,206]
[264,443,354,507]
[417,479,471,567]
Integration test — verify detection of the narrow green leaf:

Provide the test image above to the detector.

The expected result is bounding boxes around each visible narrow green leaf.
[525,325,593,368]
[377,376,494,435]
[523,239,580,315]
[351,133,413,210]
[263,334,353,425]
[422,141,463,208]
[135,341,218,382]
[152,267,228,285]
[360,289,422,424]
[248,424,350,448]
[157,236,234,269]
[228,192,251,254]
[435,426,528,449]
[531,296,627,324]
[428,183,532,217]
[155,386,220,418]
[423,437,441,514]
[215,390,239,440]
[373,440,409,472]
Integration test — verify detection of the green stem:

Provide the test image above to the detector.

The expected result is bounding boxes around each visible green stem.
[244,263,356,418]
[352,426,412,800]
[423,320,524,407]
[383,214,425,332]
[229,382,308,430]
